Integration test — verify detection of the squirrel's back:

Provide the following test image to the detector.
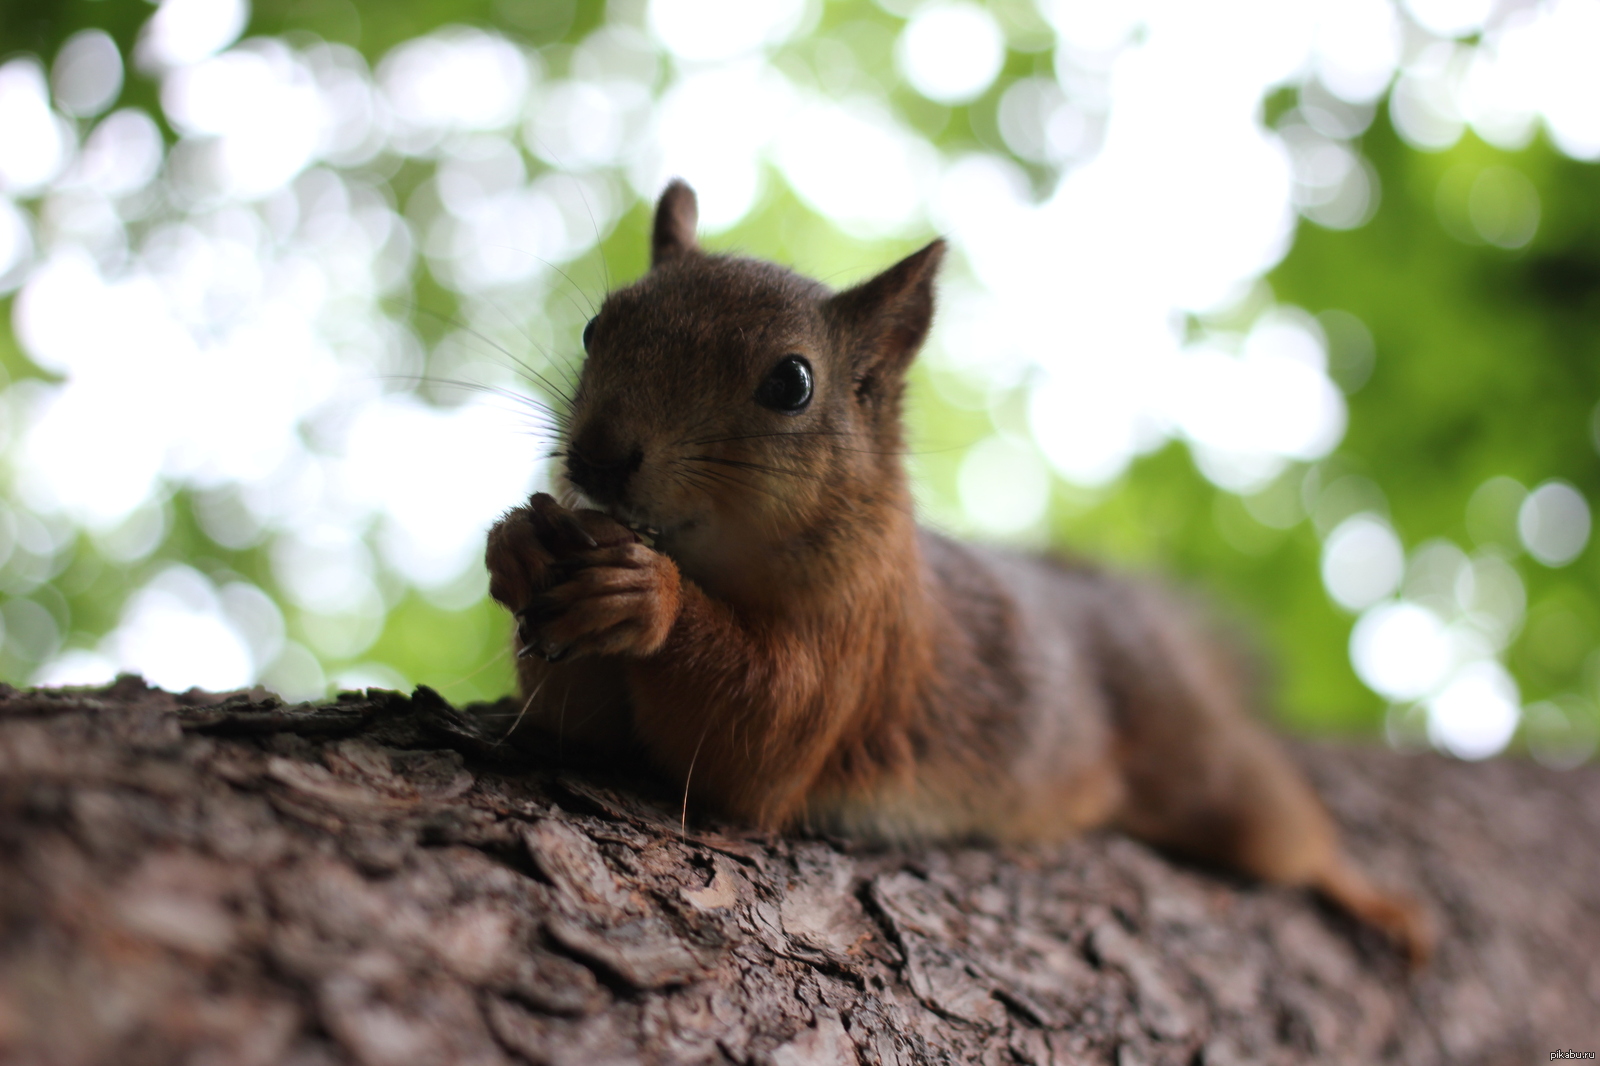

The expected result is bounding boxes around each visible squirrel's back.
[802,531,1124,842]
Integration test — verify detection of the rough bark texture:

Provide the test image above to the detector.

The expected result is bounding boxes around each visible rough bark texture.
[0,678,1595,1066]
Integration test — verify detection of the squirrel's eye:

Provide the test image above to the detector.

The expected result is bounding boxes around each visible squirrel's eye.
[755,355,813,413]
[582,317,597,350]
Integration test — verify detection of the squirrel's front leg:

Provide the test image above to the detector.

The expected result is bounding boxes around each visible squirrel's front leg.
[488,495,815,824]
[485,495,647,756]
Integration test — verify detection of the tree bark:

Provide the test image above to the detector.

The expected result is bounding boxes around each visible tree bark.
[0,678,1594,1065]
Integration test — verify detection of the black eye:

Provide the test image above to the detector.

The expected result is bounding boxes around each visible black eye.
[755,355,813,413]
[582,317,596,350]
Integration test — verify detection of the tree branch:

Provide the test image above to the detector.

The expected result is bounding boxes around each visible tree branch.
[0,678,1593,1065]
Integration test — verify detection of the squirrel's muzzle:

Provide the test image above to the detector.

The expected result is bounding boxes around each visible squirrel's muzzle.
[567,423,644,505]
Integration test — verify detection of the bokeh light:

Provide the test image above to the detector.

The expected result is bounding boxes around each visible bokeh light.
[51,31,124,119]
[1518,480,1591,567]
[1322,513,1404,612]
[896,3,1006,105]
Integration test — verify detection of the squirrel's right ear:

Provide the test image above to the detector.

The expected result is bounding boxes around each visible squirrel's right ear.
[825,239,946,397]
[652,180,699,266]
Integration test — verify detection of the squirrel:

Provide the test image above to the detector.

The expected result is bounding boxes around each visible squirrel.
[484,179,1432,965]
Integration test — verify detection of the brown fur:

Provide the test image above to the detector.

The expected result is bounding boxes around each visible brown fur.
[484,180,1433,965]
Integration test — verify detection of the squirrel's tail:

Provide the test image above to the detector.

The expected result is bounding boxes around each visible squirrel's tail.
[1310,849,1435,969]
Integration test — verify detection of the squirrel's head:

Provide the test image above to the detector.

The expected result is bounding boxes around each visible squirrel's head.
[557,180,944,594]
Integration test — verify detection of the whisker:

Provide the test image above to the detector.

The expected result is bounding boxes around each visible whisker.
[678,428,955,458]
[567,183,611,297]
[680,430,847,447]
[434,645,512,694]
[681,454,832,486]
[675,454,923,523]
[673,409,725,445]
[544,260,600,321]
[382,376,567,437]
[674,467,726,499]
[406,302,579,409]
[385,373,561,411]
[680,720,714,841]
[472,314,582,408]
[511,128,612,316]
[669,460,795,507]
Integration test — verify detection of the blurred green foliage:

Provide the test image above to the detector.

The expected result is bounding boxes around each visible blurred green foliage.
[1267,114,1600,725]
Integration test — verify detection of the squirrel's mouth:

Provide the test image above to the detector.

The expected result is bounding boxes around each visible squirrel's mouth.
[614,512,701,552]
[597,503,669,547]
[560,481,693,551]
[620,518,662,547]
[560,483,662,542]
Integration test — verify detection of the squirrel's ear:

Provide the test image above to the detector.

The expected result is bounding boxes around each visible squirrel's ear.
[826,239,946,393]
[652,179,699,266]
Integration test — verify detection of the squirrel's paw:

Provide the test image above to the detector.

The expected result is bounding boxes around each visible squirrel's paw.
[517,542,682,662]
[485,507,556,614]
[486,493,638,618]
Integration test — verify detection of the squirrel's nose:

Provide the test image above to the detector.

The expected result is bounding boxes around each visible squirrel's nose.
[566,425,643,504]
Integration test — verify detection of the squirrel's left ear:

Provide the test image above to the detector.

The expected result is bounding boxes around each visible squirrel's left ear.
[826,239,946,397]
[652,179,699,266]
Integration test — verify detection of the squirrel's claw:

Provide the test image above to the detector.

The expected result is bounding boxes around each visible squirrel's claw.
[513,601,572,663]
[526,493,599,552]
